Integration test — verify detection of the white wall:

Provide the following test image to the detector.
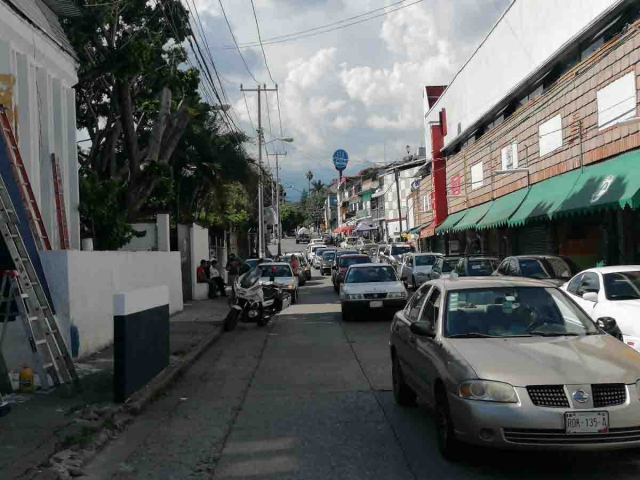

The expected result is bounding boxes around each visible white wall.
[119,223,157,251]
[425,0,622,150]
[190,224,209,300]
[2,250,183,371]
[0,1,79,250]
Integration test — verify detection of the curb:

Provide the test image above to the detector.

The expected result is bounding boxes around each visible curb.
[126,326,223,414]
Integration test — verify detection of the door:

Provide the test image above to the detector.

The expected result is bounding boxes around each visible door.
[393,284,431,389]
[412,286,442,401]
[400,255,412,280]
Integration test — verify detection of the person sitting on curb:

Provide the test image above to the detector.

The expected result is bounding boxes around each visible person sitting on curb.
[209,259,227,297]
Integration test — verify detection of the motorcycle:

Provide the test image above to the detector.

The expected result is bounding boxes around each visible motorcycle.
[223,267,292,332]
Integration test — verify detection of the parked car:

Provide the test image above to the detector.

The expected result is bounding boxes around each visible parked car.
[371,244,388,263]
[257,262,299,304]
[398,253,444,288]
[296,231,310,244]
[340,264,407,321]
[306,243,326,263]
[332,254,370,292]
[428,256,463,280]
[453,256,500,277]
[312,247,330,269]
[320,250,337,276]
[281,254,306,286]
[563,266,640,349]
[356,238,377,254]
[293,253,312,281]
[331,250,359,285]
[380,243,415,270]
[340,236,359,249]
[390,277,635,459]
[493,255,580,286]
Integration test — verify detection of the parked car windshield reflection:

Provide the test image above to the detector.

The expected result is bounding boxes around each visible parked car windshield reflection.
[604,271,640,300]
[415,255,437,266]
[345,266,397,283]
[445,287,599,338]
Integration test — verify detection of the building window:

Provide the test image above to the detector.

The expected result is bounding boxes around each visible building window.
[501,143,518,170]
[539,114,563,157]
[471,162,483,190]
[423,195,431,212]
[597,71,636,130]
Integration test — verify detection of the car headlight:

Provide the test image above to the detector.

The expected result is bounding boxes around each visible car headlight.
[459,380,518,403]
[346,293,364,300]
[387,292,406,298]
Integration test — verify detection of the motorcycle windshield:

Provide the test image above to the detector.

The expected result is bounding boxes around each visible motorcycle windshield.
[239,268,262,289]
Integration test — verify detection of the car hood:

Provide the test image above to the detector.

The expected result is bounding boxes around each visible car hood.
[343,281,405,294]
[446,335,640,386]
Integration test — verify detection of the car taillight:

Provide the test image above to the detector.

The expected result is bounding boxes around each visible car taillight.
[340,268,347,273]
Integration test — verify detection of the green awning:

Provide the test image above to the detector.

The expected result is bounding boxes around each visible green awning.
[477,188,529,230]
[451,201,494,232]
[554,150,640,217]
[435,210,468,234]
[409,221,430,234]
[509,170,582,226]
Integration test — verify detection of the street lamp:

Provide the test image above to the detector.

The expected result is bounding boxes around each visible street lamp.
[265,137,294,256]
[406,145,410,155]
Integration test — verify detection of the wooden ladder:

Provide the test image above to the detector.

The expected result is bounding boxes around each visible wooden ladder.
[51,154,69,250]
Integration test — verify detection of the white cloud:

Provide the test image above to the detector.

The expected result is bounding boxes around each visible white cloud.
[333,114,357,129]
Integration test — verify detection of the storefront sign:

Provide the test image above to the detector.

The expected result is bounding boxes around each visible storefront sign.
[420,225,435,239]
[450,174,461,196]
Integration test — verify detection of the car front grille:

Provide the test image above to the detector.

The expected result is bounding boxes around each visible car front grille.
[503,427,640,445]
[526,385,569,408]
[363,293,387,299]
[592,384,627,408]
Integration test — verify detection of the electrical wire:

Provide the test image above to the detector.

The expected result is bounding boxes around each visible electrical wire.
[249,0,276,83]
[217,0,260,84]
[227,0,424,50]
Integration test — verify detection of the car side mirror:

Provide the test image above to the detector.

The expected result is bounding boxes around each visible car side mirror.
[597,317,623,341]
[410,322,436,338]
[582,292,598,303]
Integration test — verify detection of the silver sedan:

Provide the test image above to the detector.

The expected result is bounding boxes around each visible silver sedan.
[389,277,640,459]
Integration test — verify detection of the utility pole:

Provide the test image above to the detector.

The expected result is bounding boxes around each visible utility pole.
[241,84,278,258]
[267,151,286,256]
[394,168,403,235]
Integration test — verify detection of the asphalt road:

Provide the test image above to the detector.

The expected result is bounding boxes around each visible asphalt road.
[84,238,640,479]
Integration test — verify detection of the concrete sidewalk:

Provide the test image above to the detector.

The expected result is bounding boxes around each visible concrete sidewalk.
[0,298,229,480]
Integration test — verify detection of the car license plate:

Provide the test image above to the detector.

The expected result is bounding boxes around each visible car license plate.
[370,300,383,308]
[565,411,609,434]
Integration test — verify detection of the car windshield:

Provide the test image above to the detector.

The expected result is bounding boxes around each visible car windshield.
[339,257,370,268]
[239,268,262,289]
[467,259,496,276]
[415,255,438,266]
[519,259,552,279]
[323,251,336,261]
[345,266,397,283]
[445,287,599,338]
[442,259,459,273]
[391,245,412,255]
[315,248,328,256]
[245,259,259,269]
[259,264,293,278]
[603,271,640,300]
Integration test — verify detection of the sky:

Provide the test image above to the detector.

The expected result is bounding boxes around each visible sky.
[191,0,512,200]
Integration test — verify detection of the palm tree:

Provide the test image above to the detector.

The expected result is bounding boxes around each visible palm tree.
[306,171,313,192]
[311,180,325,192]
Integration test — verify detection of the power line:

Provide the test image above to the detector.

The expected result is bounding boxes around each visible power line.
[249,0,276,83]
[242,91,256,133]
[275,87,284,138]
[217,0,260,84]
[226,0,425,50]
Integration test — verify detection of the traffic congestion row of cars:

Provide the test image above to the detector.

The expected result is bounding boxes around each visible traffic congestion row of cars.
[301,238,640,459]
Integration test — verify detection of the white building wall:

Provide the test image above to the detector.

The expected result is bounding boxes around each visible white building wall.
[425,0,623,150]
[0,1,79,249]
[3,251,183,370]
[190,223,209,300]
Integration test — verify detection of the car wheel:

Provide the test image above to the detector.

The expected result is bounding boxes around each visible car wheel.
[292,289,299,304]
[435,388,460,461]
[392,355,417,407]
[341,305,351,322]
[412,275,417,290]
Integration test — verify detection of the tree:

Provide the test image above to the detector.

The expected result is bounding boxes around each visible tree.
[306,171,313,193]
[311,180,325,192]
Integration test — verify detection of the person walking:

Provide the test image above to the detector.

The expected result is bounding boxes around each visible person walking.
[226,253,241,294]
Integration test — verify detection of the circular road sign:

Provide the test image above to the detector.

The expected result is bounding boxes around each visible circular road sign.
[332,149,349,171]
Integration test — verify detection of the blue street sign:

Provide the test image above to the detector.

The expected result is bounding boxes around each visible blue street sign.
[332,149,349,171]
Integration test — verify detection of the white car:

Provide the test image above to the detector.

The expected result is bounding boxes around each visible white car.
[563,266,640,350]
[340,263,408,321]
[398,253,444,288]
[258,262,299,304]
[340,236,359,249]
[306,243,326,263]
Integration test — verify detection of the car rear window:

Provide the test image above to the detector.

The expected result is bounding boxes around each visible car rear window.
[323,251,336,260]
[544,257,575,279]
[467,259,495,276]
[603,271,640,300]
[442,259,459,272]
[391,245,413,255]
[339,257,370,267]
[415,255,437,266]
[519,259,552,279]
[345,266,397,283]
